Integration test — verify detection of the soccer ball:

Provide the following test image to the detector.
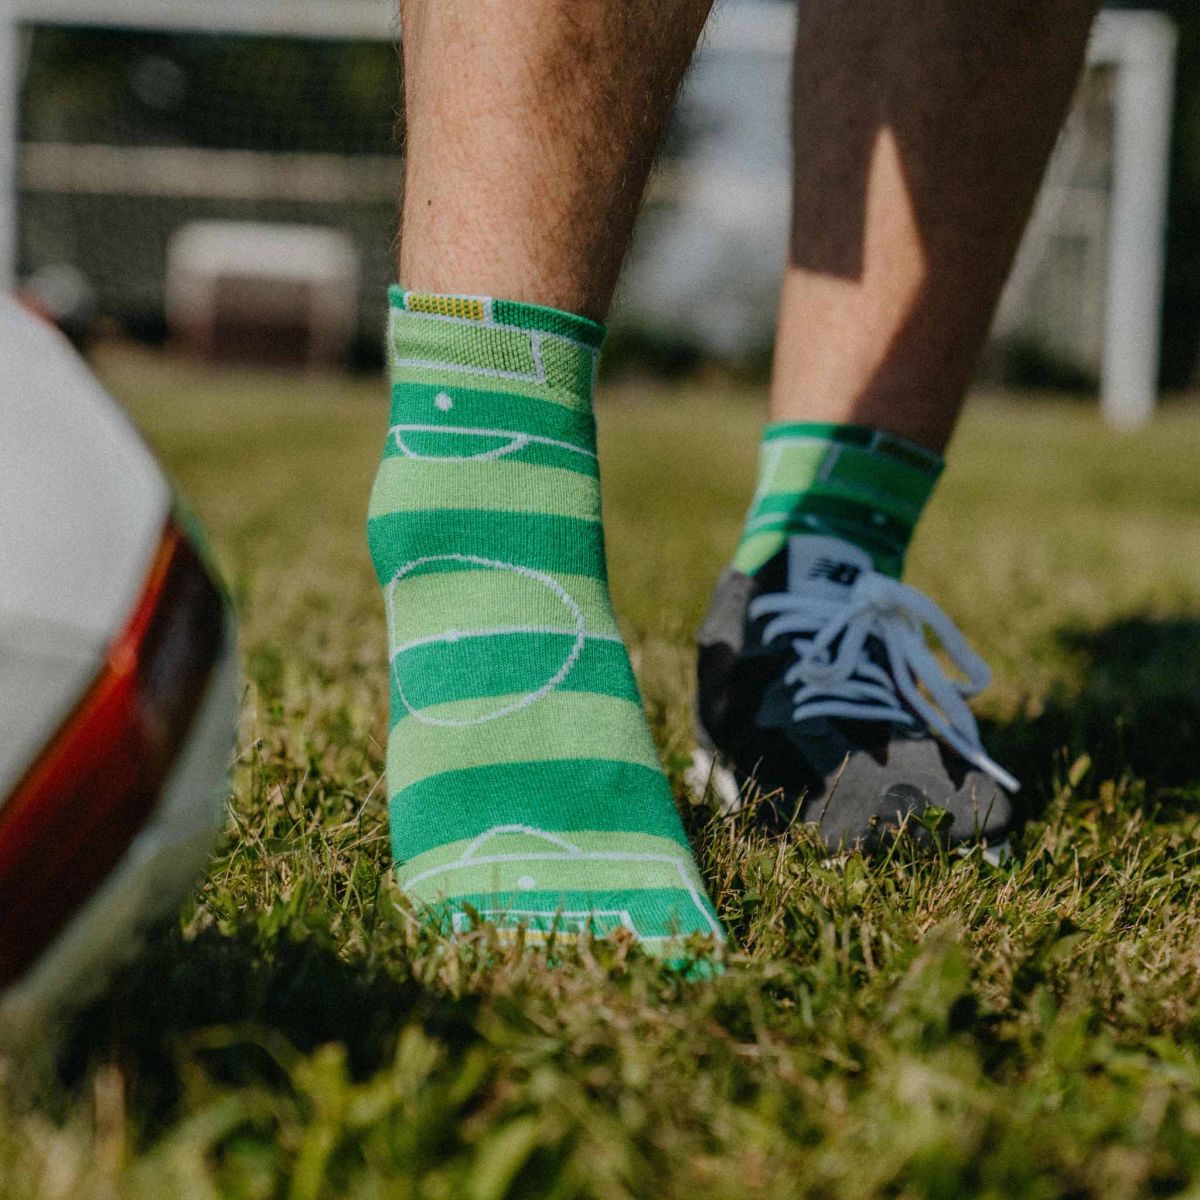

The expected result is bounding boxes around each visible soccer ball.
[0,297,238,1025]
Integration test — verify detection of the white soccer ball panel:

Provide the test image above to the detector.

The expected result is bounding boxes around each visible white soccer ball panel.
[0,297,170,791]
[0,297,170,643]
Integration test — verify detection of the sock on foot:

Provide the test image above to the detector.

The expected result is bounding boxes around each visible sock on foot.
[367,288,723,952]
[733,422,943,578]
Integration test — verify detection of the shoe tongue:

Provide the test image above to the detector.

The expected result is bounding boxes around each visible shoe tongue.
[786,535,873,602]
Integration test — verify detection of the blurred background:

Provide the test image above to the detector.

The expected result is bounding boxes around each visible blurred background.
[2,0,1196,423]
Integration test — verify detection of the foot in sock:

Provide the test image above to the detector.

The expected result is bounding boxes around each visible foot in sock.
[692,422,1016,857]
[368,289,723,952]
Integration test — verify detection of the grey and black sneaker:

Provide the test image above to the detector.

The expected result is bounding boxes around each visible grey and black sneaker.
[690,535,1017,857]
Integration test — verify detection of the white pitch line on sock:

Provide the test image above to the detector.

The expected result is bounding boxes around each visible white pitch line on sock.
[389,424,597,461]
[390,626,621,656]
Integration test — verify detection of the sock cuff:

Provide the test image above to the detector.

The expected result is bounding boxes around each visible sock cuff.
[388,286,606,349]
[761,420,944,479]
[388,289,604,417]
[733,420,944,577]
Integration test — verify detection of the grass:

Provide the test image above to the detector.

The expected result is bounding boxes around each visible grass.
[5,348,1200,1198]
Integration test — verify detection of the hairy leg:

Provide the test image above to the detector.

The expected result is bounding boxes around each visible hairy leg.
[771,0,1100,451]
[399,0,713,321]
[375,1,725,951]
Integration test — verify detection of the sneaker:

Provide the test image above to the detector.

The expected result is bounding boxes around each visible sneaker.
[690,535,1017,856]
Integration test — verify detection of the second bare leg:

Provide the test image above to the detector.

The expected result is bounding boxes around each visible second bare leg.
[698,0,1098,853]
[772,0,1100,451]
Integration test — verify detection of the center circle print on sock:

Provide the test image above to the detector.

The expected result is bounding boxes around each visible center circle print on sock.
[387,553,587,728]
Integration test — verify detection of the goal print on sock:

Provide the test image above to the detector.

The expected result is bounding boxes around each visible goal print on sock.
[388,420,597,465]
[388,292,603,399]
[400,825,724,945]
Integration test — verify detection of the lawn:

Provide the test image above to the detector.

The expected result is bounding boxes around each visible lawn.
[5,349,1200,1198]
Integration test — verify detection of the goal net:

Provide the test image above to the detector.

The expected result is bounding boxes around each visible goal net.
[2,2,1176,423]
[4,0,401,360]
[621,4,1176,427]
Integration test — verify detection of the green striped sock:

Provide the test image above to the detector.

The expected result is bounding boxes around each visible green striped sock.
[732,422,944,578]
[367,288,723,954]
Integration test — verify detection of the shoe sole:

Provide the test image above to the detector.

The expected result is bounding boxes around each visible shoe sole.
[685,746,744,815]
[687,746,1011,866]
[0,630,238,1034]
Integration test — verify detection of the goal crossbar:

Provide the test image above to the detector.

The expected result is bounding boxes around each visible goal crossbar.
[9,0,398,40]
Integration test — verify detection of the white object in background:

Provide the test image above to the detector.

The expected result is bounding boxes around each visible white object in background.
[165,220,359,366]
[1092,10,1177,430]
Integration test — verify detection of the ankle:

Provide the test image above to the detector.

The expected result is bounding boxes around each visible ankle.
[733,421,943,579]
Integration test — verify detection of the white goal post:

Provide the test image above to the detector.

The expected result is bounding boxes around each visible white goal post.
[0,0,1177,428]
[1091,10,1177,428]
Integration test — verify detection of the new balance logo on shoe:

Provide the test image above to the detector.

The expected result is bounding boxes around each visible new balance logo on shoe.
[808,558,861,587]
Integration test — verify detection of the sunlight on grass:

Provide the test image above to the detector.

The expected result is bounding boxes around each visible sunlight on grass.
[4,349,1200,1198]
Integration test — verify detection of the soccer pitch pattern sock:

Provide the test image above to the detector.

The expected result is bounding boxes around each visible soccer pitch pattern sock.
[732,422,943,578]
[367,288,723,952]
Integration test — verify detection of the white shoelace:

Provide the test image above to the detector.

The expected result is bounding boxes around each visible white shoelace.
[748,572,1019,793]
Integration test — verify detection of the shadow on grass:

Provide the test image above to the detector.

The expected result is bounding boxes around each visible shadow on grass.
[53,918,479,1133]
[39,617,1200,1127]
[985,616,1200,821]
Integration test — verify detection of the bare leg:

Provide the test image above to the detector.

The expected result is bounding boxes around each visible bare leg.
[376,1,727,952]
[399,0,712,321]
[696,1,1102,852]
[771,0,1100,451]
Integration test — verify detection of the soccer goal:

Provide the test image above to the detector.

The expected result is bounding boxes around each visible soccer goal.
[0,0,401,356]
[0,0,1178,425]
[992,8,1177,428]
